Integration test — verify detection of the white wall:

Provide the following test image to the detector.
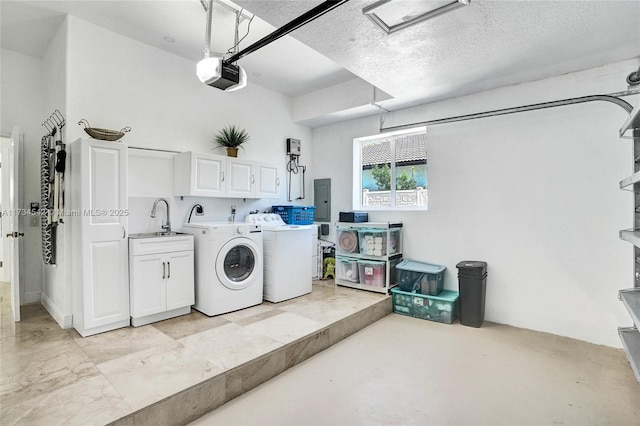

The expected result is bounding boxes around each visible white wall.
[311,59,638,347]
[40,19,71,327]
[0,48,46,303]
[62,16,312,235]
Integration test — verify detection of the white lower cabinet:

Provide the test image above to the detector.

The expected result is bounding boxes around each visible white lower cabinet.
[129,235,194,326]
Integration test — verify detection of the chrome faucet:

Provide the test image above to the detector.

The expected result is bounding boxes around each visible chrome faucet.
[150,198,171,232]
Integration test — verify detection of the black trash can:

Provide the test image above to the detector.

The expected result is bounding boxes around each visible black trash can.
[456,261,487,328]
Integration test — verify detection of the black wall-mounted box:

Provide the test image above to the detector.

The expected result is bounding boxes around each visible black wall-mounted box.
[339,211,368,223]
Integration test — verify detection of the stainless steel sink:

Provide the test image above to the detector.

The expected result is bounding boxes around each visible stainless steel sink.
[129,231,187,239]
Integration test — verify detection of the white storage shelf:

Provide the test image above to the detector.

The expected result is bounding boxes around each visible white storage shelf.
[334,222,403,294]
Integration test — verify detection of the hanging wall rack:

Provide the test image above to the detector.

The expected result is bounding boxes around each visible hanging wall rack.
[40,109,66,265]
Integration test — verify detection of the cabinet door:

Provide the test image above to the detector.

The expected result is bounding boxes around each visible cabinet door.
[226,158,254,198]
[165,251,195,311]
[130,254,166,318]
[254,162,279,199]
[81,140,129,329]
[194,153,226,196]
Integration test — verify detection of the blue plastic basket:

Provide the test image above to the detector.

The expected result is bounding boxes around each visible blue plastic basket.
[271,205,316,225]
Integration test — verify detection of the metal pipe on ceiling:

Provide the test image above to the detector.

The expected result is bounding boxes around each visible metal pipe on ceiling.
[223,0,350,65]
[380,90,638,133]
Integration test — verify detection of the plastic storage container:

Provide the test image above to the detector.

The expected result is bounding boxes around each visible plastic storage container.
[357,260,386,287]
[336,227,359,253]
[391,288,459,324]
[396,260,446,295]
[336,256,359,282]
[456,261,488,328]
[271,205,316,225]
[388,256,402,285]
[358,229,388,256]
[388,228,401,255]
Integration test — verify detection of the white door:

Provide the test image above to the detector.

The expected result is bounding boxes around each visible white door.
[1,127,22,321]
[81,140,129,329]
[226,159,254,198]
[130,254,166,318]
[165,251,195,310]
[254,162,279,199]
[194,153,226,196]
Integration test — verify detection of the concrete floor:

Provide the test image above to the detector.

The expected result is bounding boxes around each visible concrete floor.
[191,314,640,426]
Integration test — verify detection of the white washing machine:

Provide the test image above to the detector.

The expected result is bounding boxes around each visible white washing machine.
[182,222,263,316]
[246,214,313,302]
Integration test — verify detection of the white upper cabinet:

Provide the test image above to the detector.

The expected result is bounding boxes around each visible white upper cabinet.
[254,161,280,199]
[173,151,279,199]
[226,158,254,198]
[174,151,226,197]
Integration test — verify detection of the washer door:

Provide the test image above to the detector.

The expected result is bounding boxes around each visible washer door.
[216,237,262,290]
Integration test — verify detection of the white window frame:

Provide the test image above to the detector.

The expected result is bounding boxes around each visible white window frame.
[352,126,427,212]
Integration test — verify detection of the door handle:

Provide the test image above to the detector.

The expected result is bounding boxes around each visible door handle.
[5,233,12,238]
[162,262,166,279]
[122,226,126,239]
[167,262,171,279]
[5,232,24,238]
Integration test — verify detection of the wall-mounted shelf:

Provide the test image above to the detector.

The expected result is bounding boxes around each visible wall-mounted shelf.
[620,171,640,190]
[619,102,640,137]
[618,327,640,382]
[619,229,640,247]
[618,101,640,383]
[619,288,640,327]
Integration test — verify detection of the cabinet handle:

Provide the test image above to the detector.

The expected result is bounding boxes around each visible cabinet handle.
[162,262,166,279]
[276,177,280,186]
[221,172,225,182]
[167,261,171,279]
[122,226,126,239]
[251,174,255,184]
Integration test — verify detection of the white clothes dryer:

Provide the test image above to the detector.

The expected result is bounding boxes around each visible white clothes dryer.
[182,222,263,316]
[245,214,313,302]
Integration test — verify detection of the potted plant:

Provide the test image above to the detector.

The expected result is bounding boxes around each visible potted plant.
[213,124,250,157]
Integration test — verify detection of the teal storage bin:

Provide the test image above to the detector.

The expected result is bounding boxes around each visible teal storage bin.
[391,288,459,324]
[396,259,446,295]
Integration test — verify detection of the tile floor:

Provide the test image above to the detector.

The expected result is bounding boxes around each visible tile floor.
[0,281,388,425]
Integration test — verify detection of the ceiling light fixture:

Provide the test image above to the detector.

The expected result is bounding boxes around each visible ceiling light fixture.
[362,0,471,34]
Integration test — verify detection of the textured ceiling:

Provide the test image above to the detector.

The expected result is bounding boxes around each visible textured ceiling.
[235,0,640,108]
[2,0,639,117]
